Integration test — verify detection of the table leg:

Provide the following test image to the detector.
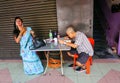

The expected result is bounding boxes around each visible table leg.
[60,51,64,75]
[44,51,49,75]
[44,51,64,75]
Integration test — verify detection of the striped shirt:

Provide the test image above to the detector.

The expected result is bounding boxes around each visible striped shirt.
[75,31,94,56]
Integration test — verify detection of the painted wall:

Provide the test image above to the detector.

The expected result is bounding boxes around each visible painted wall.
[99,0,120,48]
[56,0,93,37]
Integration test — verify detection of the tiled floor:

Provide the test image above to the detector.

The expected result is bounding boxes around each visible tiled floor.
[0,59,120,83]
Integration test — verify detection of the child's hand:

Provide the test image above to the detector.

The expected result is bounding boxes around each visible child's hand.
[58,39,64,44]
[64,36,69,39]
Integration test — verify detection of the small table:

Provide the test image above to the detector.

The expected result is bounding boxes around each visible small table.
[32,42,70,75]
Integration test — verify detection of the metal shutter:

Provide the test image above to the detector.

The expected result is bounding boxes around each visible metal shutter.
[0,0,57,59]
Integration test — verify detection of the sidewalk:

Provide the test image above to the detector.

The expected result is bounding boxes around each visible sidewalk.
[0,59,120,83]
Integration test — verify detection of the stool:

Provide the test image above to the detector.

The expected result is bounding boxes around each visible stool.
[85,56,92,74]
[73,38,94,74]
[73,54,92,74]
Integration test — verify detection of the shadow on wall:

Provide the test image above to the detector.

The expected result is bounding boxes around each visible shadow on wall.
[74,23,91,37]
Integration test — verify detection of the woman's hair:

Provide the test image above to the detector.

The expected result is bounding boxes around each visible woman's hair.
[13,16,23,37]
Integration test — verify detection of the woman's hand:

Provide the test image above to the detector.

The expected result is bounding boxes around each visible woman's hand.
[15,28,26,43]
[19,28,26,36]
[30,30,36,38]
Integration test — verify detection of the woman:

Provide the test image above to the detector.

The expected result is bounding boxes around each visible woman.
[13,17,44,75]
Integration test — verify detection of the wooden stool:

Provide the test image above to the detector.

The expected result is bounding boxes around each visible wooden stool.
[48,58,61,68]
[48,52,61,68]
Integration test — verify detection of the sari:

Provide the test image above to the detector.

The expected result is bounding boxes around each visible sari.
[20,27,44,75]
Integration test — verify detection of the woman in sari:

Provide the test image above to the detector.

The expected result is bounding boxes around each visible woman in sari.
[13,17,44,75]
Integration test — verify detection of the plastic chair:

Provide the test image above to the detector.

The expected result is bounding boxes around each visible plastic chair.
[73,38,94,74]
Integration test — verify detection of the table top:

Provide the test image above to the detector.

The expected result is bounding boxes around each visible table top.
[31,42,71,51]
